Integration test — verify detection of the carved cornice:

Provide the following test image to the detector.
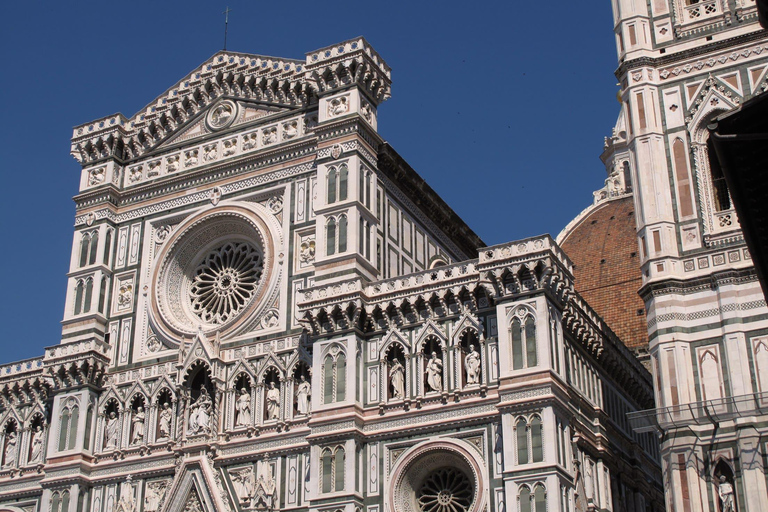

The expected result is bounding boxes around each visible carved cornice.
[639,265,758,300]
[298,237,654,407]
[71,37,391,166]
[615,29,768,77]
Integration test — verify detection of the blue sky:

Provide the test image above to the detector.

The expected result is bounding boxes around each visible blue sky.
[0,1,620,363]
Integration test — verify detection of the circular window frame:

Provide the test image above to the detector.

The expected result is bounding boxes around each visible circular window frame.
[150,204,278,341]
[388,438,487,512]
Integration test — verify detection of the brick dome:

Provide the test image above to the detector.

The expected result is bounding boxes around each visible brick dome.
[558,196,647,351]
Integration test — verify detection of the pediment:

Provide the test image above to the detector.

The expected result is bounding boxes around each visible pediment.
[155,100,291,152]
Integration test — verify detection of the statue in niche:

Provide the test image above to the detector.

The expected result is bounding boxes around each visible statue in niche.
[105,411,119,449]
[158,403,172,440]
[3,431,17,467]
[718,475,735,512]
[29,425,43,463]
[296,375,311,415]
[131,407,145,445]
[389,359,405,399]
[425,352,443,392]
[236,388,251,427]
[188,388,212,435]
[266,382,280,420]
[465,344,481,385]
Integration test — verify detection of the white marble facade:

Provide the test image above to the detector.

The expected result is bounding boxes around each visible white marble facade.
[0,38,661,512]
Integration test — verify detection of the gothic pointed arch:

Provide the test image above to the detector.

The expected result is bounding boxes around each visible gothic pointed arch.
[414,319,448,352]
[228,358,257,388]
[452,314,483,346]
[380,328,411,359]
[254,351,286,381]
[150,375,178,402]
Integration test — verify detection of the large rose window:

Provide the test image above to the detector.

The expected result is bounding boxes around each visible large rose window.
[417,468,474,512]
[389,440,485,512]
[150,206,277,341]
[189,241,263,324]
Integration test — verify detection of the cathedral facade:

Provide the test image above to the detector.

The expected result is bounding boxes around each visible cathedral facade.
[560,2,768,512]
[0,39,661,512]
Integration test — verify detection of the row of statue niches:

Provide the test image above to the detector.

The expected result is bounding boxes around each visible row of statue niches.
[101,366,312,450]
[1,418,45,469]
[386,340,483,400]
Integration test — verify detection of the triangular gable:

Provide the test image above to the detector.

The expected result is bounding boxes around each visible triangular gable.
[452,314,483,344]
[716,71,742,95]
[414,319,448,351]
[685,80,706,106]
[687,86,739,142]
[181,330,220,371]
[228,357,257,386]
[98,385,124,410]
[254,351,286,381]
[284,345,312,375]
[748,64,768,91]
[161,457,233,512]
[380,328,411,357]
[154,100,289,153]
[150,375,178,401]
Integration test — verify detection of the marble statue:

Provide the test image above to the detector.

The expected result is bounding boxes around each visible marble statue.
[131,406,145,444]
[105,411,119,449]
[3,431,17,467]
[266,382,280,420]
[236,387,251,427]
[719,475,735,512]
[465,345,481,385]
[188,388,212,435]
[296,375,311,415]
[158,403,172,440]
[426,352,443,392]
[389,359,406,399]
[29,425,43,463]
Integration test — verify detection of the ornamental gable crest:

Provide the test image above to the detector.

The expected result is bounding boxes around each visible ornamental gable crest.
[154,100,291,153]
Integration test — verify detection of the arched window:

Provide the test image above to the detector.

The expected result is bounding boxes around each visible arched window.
[530,416,543,462]
[339,164,348,201]
[334,445,345,491]
[321,446,345,493]
[321,448,334,493]
[83,278,93,314]
[327,167,337,204]
[525,317,537,367]
[359,217,365,253]
[327,218,337,256]
[103,229,112,265]
[323,349,346,404]
[519,486,532,512]
[79,234,90,267]
[98,276,108,313]
[533,484,546,512]
[83,405,93,451]
[60,491,70,512]
[51,492,61,512]
[699,350,722,401]
[74,281,85,315]
[58,408,70,452]
[336,353,347,401]
[68,404,79,450]
[88,231,99,265]
[707,139,731,212]
[324,354,335,404]
[511,314,538,369]
[516,417,528,464]
[338,215,347,253]
[672,139,695,217]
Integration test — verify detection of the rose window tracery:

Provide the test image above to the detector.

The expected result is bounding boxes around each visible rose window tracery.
[417,468,473,512]
[189,242,263,324]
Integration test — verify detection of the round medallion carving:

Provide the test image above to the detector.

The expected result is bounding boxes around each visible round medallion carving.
[207,100,237,130]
